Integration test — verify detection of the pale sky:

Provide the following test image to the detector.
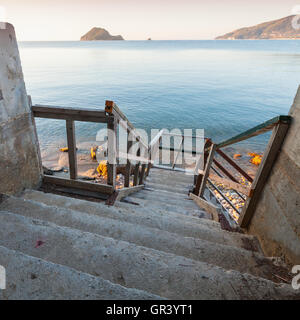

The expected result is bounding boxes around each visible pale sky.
[0,0,299,41]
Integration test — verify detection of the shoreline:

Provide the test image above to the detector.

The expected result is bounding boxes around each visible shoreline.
[42,142,259,221]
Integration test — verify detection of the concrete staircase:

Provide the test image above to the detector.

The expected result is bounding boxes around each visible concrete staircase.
[0,168,299,300]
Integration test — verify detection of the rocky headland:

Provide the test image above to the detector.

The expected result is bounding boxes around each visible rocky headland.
[216,15,300,40]
[80,27,124,41]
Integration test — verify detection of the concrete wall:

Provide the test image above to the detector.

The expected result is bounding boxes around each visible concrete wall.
[247,86,300,265]
[0,23,42,195]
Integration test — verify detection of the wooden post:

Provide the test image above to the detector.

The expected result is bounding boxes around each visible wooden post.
[124,139,133,187]
[105,100,114,114]
[199,144,216,198]
[146,146,152,178]
[238,122,290,228]
[194,139,212,195]
[133,145,141,186]
[146,136,161,177]
[66,120,77,180]
[116,119,120,166]
[139,146,148,185]
[172,136,184,169]
[107,116,117,188]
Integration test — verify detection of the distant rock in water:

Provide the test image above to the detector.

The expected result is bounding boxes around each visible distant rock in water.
[80,27,124,41]
[216,15,300,40]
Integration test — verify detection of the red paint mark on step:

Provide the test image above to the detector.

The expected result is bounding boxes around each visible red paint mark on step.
[35,240,45,248]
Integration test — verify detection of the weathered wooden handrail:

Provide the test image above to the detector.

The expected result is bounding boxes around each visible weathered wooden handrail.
[105,100,154,188]
[199,144,216,198]
[194,139,212,195]
[32,105,112,123]
[32,104,116,195]
[191,114,292,228]
[32,102,150,198]
[33,101,177,203]
[216,115,292,149]
[238,120,291,227]
[105,100,148,150]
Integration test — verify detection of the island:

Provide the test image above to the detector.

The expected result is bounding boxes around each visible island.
[80,27,124,41]
[216,15,300,40]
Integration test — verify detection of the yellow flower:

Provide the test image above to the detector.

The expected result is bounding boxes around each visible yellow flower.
[97,160,108,177]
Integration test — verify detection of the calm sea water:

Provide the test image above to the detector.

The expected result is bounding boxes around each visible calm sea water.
[19,40,300,154]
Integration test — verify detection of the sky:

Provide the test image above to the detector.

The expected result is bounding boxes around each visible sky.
[0,0,299,41]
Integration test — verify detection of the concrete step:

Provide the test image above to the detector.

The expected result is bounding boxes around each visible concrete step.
[0,197,282,280]
[125,194,212,219]
[144,182,189,195]
[22,190,261,252]
[141,187,191,201]
[0,211,298,300]
[129,190,199,208]
[115,200,216,224]
[23,189,221,235]
[0,245,162,300]
[149,168,193,183]
[146,176,192,190]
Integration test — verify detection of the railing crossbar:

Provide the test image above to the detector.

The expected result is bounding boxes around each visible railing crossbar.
[216,149,253,183]
[207,178,240,215]
[216,115,292,149]
[211,166,246,201]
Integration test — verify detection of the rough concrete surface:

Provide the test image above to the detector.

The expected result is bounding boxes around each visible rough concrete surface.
[0,246,162,300]
[0,195,284,281]
[247,86,300,265]
[22,190,261,251]
[0,211,299,300]
[0,23,299,299]
[0,24,41,195]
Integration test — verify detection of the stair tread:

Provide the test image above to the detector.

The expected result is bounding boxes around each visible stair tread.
[116,199,214,221]
[0,245,162,300]
[150,168,193,180]
[146,177,192,189]
[20,190,261,251]
[0,210,298,300]
[0,196,285,281]
[128,191,199,208]
[141,187,191,200]
[144,182,190,195]
[23,189,220,235]
[125,194,212,220]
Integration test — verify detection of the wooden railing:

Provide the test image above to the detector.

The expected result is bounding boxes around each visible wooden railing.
[191,115,292,227]
[104,100,163,196]
[32,100,163,202]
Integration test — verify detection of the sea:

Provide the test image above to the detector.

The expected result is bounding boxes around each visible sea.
[18,40,300,156]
